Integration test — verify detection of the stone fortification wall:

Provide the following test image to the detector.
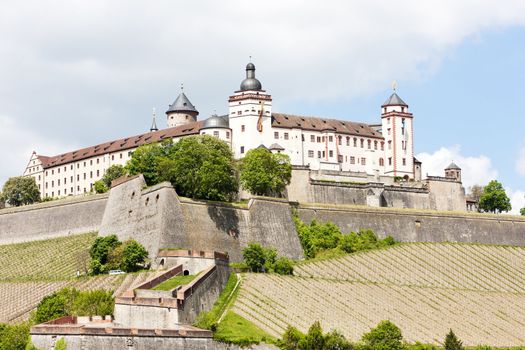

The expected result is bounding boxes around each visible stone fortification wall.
[99,175,303,261]
[0,194,108,245]
[286,166,466,212]
[31,333,277,350]
[297,204,525,246]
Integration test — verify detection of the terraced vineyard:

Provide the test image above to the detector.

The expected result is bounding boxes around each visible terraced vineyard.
[0,232,97,281]
[0,233,163,323]
[233,243,525,347]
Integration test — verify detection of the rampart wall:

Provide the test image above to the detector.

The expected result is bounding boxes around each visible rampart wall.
[0,194,108,245]
[297,204,525,246]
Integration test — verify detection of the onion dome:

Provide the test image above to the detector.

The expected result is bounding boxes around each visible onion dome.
[240,62,262,91]
[202,115,229,129]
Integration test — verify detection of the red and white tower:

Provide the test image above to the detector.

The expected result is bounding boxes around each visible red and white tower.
[381,87,414,179]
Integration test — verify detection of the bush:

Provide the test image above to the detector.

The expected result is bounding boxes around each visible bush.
[281,326,304,350]
[35,288,114,324]
[89,235,148,275]
[0,322,30,350]
[273,257,294,275]
[93,180,108,194]
[242,243,267,272]
[294,216,396,259]
[443,329,463,350]
[361,320,405,350]
[55,338,67,350]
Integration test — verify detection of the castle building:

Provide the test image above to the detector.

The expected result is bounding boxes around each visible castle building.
[23,63,417,199]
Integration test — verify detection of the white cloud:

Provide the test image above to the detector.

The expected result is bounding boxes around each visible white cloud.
[416,145,498,190]
[0,115,76,186]
[508,189,525,215]
[515,145,525,176]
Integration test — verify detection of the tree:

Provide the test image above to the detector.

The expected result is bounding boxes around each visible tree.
[324,330,354,350]
[281,326,304,350]
[239,148,292,197]
[120,239,148,272]
[242,243,267,272]
[273,256,294,275]
[361,320,405,350]
[521,207,525,216]
[1,176,40,206]
[126,142,168,186]
[443,329,463,350]
[478,180,512,214]
[298,321,325,350]
[158,135,238,201]
[467,185,484,203]
[101,164,127,188]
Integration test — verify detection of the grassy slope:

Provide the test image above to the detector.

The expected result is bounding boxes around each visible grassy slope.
[232,242,525,347]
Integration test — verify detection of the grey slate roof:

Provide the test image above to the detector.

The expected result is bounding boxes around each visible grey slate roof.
[202,115,229,129]
[382,92,408,107]
[445,162,461,170]
[166,92,198,114]
[269,143,285,150]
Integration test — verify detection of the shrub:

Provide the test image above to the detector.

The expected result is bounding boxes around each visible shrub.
[298,321,325,350]
[93,180,108,194]
[242,243,267,272]
[324,330,354,350]
[55,338,67,350]
[361,320,405,350]
[0,322,30,350]
[121,240,148,272]
[281,326,304,350]
[443,329,463,350]
[35,288,115,324]
[273,257,294,275]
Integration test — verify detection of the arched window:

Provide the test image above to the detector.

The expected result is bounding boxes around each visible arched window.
[353,138,358,147]
[379,158,384,166]
[360,139,364,148]
[367,140,371,149]
[374,141,378,150]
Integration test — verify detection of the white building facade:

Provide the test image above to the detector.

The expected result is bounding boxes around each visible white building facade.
[24,62,416,199]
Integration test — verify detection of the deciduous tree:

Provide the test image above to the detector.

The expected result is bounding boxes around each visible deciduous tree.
[478,180,511,213]
[239,148,291,197]
[101,164,127,188]
[1,176,40,206]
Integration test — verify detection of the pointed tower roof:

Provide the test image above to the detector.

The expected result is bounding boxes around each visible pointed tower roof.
[166,92,198,114]
[150,108,158,132]
[445,162,461,170]
[382,92,408,107]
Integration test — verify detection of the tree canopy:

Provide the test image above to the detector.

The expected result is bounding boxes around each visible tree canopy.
[239,148,292,197]
[125,141,169,186]
[101,164,127,188]
[157,135,238,201]
[478,180,512,214]
[1,176,40,206]
[361,320,405,350]
[443,329,463,350]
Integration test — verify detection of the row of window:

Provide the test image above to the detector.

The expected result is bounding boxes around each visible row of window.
[44,170,101,189]
[46,184,93,198]
[201,131,231,139]
[43,152,131,177]
[305,150,408,167]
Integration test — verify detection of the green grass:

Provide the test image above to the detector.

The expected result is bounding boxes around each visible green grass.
[152,274,197,291]
[194,273,239,329]
[0,232,97,282]
[213,311,276,346]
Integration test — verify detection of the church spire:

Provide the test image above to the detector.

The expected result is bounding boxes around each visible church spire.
[150,107,158,132]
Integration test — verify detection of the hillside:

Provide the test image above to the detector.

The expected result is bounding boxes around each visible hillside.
[232,243,525,347]
[0,233,162,323]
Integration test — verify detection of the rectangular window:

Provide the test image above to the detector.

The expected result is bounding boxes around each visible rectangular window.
[97,158,100,164]
[374,141,378,150]
[241,125,245,132]
[45,182,48,189]
[353,138,357,147]
[226,131,230,139]
[90,160,93,165]
[346,137,350,146]
[70,176,73,182]
[64,166,66,172]
[322,151,326,158]
[77,174,80,181]
[64,188,67,195]
[388,141,392,150]
[317,151,321,158]
[381,142,385,151]
[58,179,60,186]
[97,170,100,177]
[58,168,60,174]
[240,146,245,154]
[388,157,392,166]
[284,132,289,140]
[111,155,114,161]
[213,131,219,137]
[367,140,371,149]
[322,136,325,142]
[77,186,80,192]
[274,131,279,139]
[338,137,341,146]
[51,180,54,187]
[71,187,73,193]
[71,165,73,170]
[310,135,315,142]
[402,158,406,166]
[64,178,66,185]
[90,171,93,178]
[120,153,123,159]
[77,164,79,169]
[350,156,355,164]
[52,170,54,175]
[317,136,321,143]
[329,150,333,157]
[84,161,86,167]
[329,136,333,142]
[83,173,86,180]
[338,155,343,163]
[361,158,366,165]
[308,150,314,158]
[360,139,364,148]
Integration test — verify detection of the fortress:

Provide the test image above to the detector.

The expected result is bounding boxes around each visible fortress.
[21,62,468,212]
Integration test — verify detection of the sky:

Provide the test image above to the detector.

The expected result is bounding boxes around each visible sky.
[0,0,524,213]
